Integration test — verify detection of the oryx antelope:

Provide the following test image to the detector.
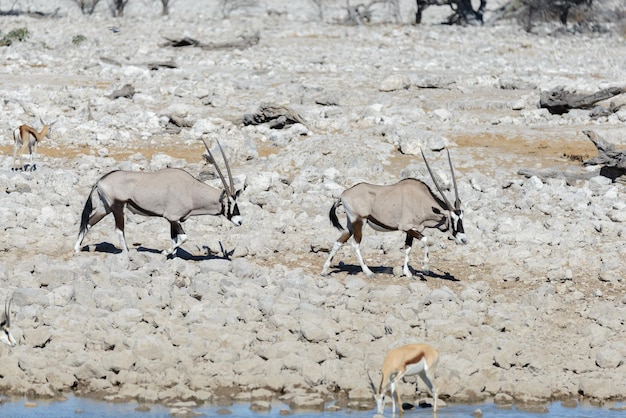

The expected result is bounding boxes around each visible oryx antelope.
[369,343,439,414]
[74,139,242,256]
[321,149,466,278]
[13,118,54,171]
[1,297,17,348]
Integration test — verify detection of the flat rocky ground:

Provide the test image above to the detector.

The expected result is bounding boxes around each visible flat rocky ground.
[0,0,625,414]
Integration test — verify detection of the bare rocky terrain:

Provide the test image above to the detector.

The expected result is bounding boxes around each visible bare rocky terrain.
[0,0,625,415]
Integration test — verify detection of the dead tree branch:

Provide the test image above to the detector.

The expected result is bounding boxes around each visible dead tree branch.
[582,130,626,183]
[242,103,307,129]
[161,33,260,50]
[539,86,625,115]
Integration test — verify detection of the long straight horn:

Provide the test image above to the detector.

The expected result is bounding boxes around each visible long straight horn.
[201,138,232,197]
[421,148,453,210]
[4,297,11,328]
[446,148,461,210]
[216,139,235,197]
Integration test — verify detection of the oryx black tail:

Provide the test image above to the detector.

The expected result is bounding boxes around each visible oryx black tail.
[329,199,344,231]
[77,184,97,239]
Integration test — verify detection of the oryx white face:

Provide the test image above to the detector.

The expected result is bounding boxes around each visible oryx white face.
[1,325,16,347]
[1,297,16,347]
[450,209,467,244]
[225,192,242,226]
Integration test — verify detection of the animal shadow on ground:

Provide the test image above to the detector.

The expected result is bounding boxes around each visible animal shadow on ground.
[402,400,435,410]
[80,242,226,261]
[80,242,123,254]
[11,164,36,171]
[329,263,460,281]
[136,246,229,261]
[78,240,236,262]
[421,268,459,281]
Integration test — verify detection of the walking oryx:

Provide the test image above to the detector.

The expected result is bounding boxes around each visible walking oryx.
[1,297,17,348]
[74,139,242,257]
[369,343,439,414]
[321,149,467,278]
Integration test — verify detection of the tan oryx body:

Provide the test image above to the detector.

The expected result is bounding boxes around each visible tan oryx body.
[1,297,17,348]
[369,343,439,414]
[74,140,241,256]
[321,149,466,278]
[12,120,52,171]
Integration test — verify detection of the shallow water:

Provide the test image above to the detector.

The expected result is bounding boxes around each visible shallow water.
[0,396,625,418]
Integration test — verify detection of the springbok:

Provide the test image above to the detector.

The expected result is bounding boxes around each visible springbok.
[369,343,439,414]
[1,297,17,348]
[13,118,54,171]
[321,149,466,278]
[74,139,242,256]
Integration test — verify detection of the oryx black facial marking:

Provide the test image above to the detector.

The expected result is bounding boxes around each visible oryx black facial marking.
[74,139,242,257]
[321,148,466,278]
[0,297,16,348]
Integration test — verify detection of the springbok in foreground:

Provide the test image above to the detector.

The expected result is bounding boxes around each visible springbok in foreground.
[1,297,17,348]
[74,139,242,256]
[369,343,439,415]
[13,118,54,171]
[321,149,467,278]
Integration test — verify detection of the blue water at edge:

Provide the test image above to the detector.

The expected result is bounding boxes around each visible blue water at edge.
[0,396,624,417]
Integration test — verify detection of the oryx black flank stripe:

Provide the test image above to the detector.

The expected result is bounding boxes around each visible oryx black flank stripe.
[367,216,396,231]
[127,200,161,217]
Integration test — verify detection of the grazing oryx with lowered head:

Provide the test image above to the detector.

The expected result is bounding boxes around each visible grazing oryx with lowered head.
[74,139,242,257]
[321,149,466,278]
[1,297,17,348]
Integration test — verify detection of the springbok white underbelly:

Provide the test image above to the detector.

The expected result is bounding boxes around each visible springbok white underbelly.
[404,357,427,376]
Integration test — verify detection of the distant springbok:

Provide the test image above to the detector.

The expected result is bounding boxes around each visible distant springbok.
[321,149,466,278]
[1,297,17,348]
[74,139,242,256]
[369,343,439,414]
[13,118,54,171]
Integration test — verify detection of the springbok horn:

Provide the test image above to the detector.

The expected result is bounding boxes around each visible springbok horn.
[367,370,377,393]
[201,138,232,198]
[421,148,454,211]
[446,148,461,210]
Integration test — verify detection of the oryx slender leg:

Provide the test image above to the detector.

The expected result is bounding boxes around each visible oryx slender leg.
[112,204,129,252]
[75,214,107,251]
[321,230,352,276]
[74,200,110,252]
[406,230,429,275]
[352,220,374,278]
[403,234,414,279]
[421,236,429,272]
[164,220,187,256]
